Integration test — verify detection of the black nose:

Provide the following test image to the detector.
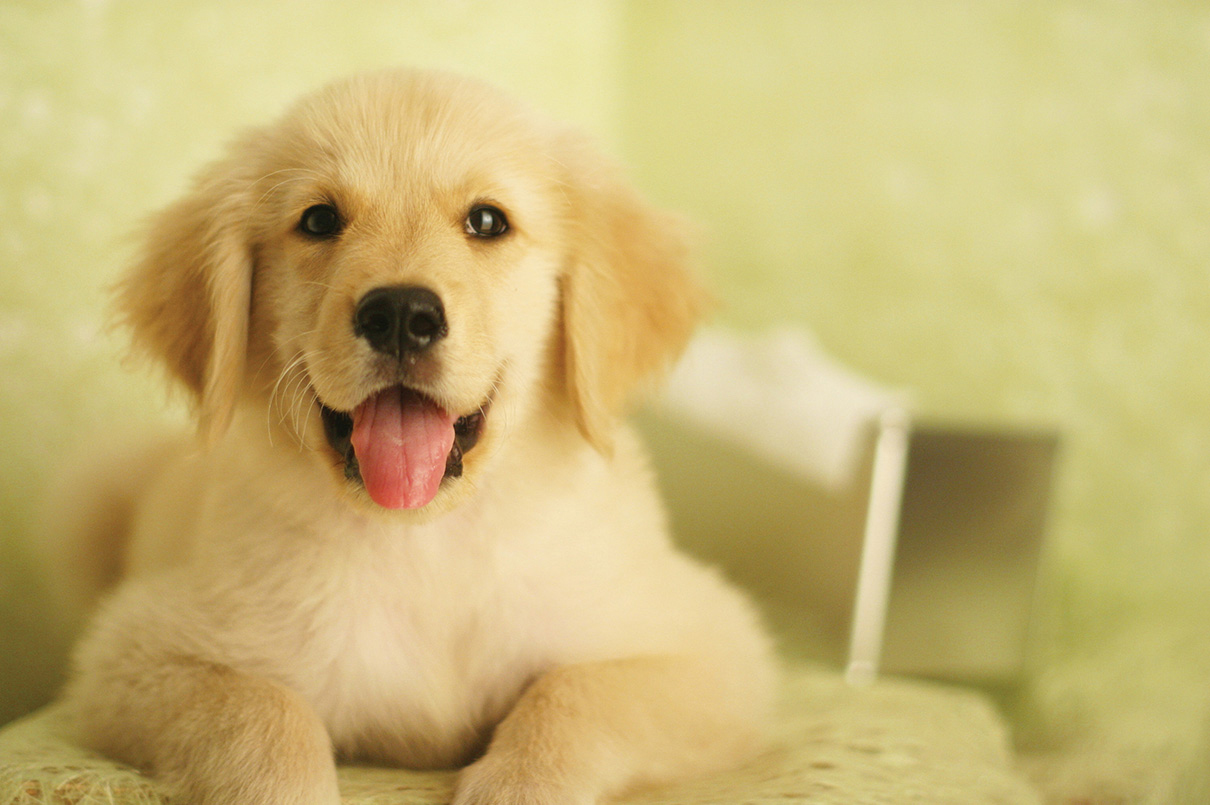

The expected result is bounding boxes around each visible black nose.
[353,285,448,357]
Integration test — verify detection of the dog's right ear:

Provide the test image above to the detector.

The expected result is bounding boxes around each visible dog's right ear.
[555,138,710,453]
[115,160,254,443]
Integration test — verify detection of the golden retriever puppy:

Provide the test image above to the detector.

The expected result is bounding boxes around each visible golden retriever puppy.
[56,68,775,805]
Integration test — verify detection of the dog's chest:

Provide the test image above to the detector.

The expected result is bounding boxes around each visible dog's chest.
[298,533,537,767]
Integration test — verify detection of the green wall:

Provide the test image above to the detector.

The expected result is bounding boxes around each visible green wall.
[3,1,1209,735]
[619,1,1210,669]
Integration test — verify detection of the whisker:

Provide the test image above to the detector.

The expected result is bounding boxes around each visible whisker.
[300,280,342,293]
[285,366,317,447]
[246,168,326,220]
[286,365,318,449]
[267,352,311,448]
[252,167,322,185]
[281,344,341,451]
[250,175,316,218]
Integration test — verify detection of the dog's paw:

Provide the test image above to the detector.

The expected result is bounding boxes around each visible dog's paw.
[161,738,341,805]
[154,671,342,805]
[452,755,596,805]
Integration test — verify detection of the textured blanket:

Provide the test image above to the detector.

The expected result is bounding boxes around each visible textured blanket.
[0,663,1038,805]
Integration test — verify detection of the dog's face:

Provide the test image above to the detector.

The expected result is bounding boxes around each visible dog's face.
[117,70,705,516]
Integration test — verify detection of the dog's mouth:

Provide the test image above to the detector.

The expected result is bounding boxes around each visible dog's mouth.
[319,386,487,510]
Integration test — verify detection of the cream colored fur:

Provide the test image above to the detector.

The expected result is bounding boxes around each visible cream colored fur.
[54,69,776,805]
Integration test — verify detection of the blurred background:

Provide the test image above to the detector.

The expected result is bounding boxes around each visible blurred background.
[2,2,1208,801]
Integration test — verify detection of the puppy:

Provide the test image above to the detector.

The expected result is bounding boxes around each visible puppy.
[56,68,776,805]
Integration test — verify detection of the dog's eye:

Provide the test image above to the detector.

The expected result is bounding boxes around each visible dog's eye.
[299,204,343,238]
[465,205,509,238]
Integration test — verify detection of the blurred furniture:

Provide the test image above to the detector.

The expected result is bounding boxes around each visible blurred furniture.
[642,327,1059,686]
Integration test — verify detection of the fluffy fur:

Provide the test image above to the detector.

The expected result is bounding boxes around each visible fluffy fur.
[52,69,776,805]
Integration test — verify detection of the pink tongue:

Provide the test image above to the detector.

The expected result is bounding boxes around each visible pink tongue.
[351,387,457,510]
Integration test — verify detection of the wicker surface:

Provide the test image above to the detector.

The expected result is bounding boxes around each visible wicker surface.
[0,664,1038,805]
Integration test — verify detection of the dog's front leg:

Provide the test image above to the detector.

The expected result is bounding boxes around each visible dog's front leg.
[66,584,341,805]
[70,654,340,805]
[453,655,765,805]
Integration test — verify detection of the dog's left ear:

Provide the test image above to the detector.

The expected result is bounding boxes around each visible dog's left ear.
[114,159,254,443]
[558,140,710,452]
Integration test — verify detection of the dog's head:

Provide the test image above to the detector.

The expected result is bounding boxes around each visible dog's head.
[116,69,706,515]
